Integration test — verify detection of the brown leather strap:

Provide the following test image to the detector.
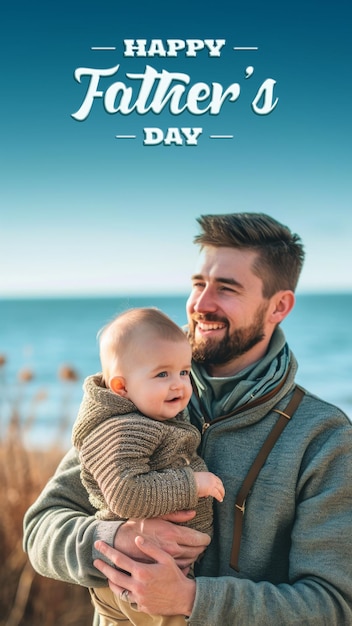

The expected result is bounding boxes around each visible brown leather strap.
[230,385,305,571]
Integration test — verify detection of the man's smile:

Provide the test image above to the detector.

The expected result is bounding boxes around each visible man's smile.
[196,321,226,332]
[192,315,228,335]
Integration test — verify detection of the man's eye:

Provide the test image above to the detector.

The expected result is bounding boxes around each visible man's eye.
[156,371,168,378]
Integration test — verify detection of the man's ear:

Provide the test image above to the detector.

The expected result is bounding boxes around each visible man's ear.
[268,290,295,325]
[110,376,128,397]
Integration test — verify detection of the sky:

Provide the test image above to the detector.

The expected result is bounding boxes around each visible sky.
[1,0,351,298]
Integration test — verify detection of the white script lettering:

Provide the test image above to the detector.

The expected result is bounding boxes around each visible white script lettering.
[71,65,241,121]
[251,78,279,115]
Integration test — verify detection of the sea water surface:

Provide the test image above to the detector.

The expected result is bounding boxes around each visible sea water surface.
[1,294,351,448]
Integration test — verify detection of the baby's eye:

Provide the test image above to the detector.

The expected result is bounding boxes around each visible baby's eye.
[156,371,168,378]
[180,370,190,377]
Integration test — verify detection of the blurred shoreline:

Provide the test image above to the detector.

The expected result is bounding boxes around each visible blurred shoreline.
[1,293,351,452]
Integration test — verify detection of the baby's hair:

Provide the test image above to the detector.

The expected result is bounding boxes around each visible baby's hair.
[98,307,186,347]
[98,308,188,384]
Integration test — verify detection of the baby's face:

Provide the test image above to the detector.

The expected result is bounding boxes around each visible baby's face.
[122,337,192,421]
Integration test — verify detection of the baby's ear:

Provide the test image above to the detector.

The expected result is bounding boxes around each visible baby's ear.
[110,376,128,397]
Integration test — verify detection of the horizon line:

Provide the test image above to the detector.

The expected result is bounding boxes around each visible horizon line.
[1,289,352,301]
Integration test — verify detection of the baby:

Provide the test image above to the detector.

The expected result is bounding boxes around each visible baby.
[72,307,224,626]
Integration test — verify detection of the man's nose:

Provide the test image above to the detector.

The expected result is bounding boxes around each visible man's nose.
[193,286,217,313]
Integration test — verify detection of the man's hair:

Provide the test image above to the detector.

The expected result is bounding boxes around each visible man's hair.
[194,213,305,297]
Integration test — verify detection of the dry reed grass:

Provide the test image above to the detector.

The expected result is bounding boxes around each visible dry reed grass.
[0,356,94,626]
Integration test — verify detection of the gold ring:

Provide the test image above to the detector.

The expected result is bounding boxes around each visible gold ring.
[120,589,129,602]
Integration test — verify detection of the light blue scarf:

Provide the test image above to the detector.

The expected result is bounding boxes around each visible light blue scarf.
[190,327,291,420]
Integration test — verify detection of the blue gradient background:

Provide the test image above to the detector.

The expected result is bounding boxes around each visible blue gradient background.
[1,0,351,296]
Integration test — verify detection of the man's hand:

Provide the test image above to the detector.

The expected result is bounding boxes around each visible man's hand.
[114,511,210,569]
[94,536,197,616]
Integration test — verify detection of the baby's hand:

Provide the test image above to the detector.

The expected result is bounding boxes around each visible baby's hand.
[194,472,225,502]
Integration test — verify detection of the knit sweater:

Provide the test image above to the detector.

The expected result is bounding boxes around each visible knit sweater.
[72,373,214,536]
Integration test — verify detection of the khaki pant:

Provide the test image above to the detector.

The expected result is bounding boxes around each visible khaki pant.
[91,587,187,626]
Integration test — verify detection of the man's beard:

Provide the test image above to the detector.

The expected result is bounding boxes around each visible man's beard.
[189,303,268,367]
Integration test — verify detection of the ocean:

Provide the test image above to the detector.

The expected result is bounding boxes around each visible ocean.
[1,294,351,448]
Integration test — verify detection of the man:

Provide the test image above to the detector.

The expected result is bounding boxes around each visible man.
[24,213,352,625]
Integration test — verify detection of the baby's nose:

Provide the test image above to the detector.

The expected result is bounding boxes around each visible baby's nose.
[170,377,182,389]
